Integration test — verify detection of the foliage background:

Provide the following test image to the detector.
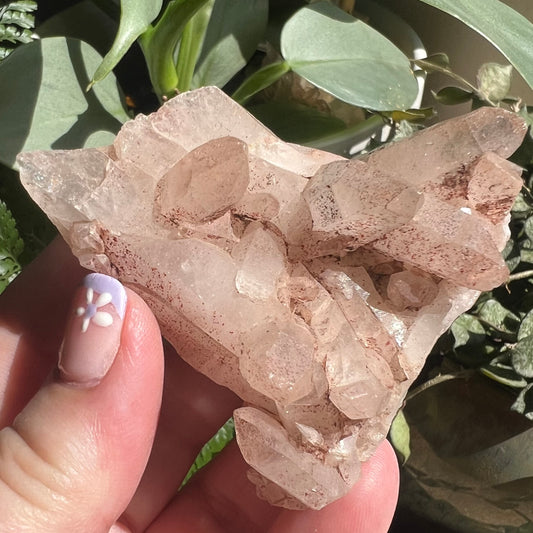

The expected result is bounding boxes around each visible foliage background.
[1,1,533,531]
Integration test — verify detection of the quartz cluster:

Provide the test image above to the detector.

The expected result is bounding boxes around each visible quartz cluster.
[18,87,527,509]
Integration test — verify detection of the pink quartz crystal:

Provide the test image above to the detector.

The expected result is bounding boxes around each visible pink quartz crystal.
[18,87,527,510]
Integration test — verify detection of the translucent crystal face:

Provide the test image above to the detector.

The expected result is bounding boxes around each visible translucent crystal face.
[18,87,527,510]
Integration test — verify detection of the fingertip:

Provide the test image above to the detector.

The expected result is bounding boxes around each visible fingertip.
[0,275,165,531]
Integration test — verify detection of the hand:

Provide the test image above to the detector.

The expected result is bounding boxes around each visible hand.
[0,238,399,532]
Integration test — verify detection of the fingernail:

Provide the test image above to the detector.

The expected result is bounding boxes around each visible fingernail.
[59,273,127,385]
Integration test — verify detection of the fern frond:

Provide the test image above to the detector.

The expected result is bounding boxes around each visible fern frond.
[0,0,37,61]
[0,200,23,293]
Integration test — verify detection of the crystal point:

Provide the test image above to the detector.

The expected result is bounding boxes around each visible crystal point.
[17,87,526,510]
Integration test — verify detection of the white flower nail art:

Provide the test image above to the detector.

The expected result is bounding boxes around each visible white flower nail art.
[76,287,114,333]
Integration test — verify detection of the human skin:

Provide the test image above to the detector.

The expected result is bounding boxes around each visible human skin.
[0,238,399,532]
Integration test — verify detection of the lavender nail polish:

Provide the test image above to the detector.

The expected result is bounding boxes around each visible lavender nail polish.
[59,274,127,385]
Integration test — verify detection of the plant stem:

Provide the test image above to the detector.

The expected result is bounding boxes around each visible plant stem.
[405,369,475,402]
[415,58,498,107]
[509,269,533,282]
[139,0,210,100]
[176,0,214,93]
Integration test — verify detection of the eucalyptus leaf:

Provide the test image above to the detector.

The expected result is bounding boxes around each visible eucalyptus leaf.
[280,1,418,111]
[0,37,129,168]
[89,0,163,88]
[416,0,533,90]
[191,0,268,89]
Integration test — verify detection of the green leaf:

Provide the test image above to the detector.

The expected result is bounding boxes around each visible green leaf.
[140,0,210,99]
[0,23,33,44]
[180,417,235,487]
[510,335,533,378]
[520,249,533,265]
[248,101,347,144]
[89,0,163,88]
[2,1,37,13]
[191,0,268,89]
[518,310,533,341]
[480,363,528,388]
[450,314,486,349]
[0,37,129,169]
[389,409,411,465]
[432,86,473,106]
[175,0,215,92]
[523,216,533,242]
[477,299,520,336]
[280,1,419,111]
[232,60,291,105]
[416,52,450,72]
[511,383,533,419]
[503,238,521,273]
[0,199,23,294]
[416,0,533,90]
[512,193,533,216]
[0,164,56,265]
[1,8,34,29]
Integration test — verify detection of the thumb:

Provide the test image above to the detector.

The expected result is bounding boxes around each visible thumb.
[0,274,164,532]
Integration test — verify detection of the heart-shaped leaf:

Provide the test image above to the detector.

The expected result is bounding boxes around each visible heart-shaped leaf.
[0,37,129,168]
[280,1,418,111]
[511,335,533,378]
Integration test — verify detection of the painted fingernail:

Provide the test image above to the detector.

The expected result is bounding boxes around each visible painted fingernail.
[59,273,127,385]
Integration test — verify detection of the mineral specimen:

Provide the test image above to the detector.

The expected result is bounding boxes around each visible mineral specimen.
[18,87,527,510]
